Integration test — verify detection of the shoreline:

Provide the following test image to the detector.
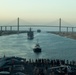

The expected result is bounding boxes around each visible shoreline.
[0,30,28,36]
[48,32,76,40]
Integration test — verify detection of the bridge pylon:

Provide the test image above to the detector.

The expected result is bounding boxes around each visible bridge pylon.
[17,17,19,34]
[59,18,61,32]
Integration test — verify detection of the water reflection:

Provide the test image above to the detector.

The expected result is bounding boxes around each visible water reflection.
[0,32,76,61]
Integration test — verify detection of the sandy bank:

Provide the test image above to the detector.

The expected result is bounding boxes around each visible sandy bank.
[49,32,76,40]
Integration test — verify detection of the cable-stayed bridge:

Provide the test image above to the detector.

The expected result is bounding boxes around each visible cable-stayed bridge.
[0,18,76,35]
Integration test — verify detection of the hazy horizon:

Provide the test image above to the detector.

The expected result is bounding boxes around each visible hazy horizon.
[0,0,76,26]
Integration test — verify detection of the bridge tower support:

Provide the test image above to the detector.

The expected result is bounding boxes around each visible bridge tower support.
[67,27,68,33]
[5,26,7,31]
[59,18,61,32]
[72,27,74,33]
[0,26,2,31]
[0,26,2,35]
[10,26,12,31]
[17,17,19,34]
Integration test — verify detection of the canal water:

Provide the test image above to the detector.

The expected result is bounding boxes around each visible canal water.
[0,32,76,61]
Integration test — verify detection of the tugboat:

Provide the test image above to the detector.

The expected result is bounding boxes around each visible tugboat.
[33,40,41,53]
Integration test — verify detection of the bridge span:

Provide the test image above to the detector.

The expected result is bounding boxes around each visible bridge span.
[0,18,76,36]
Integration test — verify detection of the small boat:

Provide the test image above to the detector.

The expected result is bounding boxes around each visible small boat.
[37,29,41,33]
[33,40,41,53]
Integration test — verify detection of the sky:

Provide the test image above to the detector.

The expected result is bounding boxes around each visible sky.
[0,0,76,26]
